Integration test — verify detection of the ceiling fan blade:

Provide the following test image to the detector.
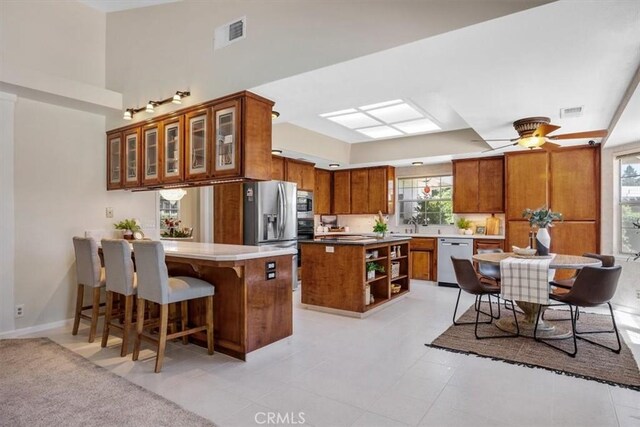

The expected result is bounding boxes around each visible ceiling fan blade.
[532,123,561,137]
[472,138,517,142]
[541,141,561,151]
[547,130,608,140]
[482,142,518,153]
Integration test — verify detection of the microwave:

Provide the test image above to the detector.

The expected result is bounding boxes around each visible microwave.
[296,191,313,218]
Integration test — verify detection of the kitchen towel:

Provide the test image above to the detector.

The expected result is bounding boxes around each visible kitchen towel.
[500,256,554,304]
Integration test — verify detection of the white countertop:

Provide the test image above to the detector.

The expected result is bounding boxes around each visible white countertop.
[161,241,297,261]
[314,232,505,240]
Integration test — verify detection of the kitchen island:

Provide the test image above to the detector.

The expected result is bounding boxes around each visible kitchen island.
[300,236,411,317]
[157,241,296,360]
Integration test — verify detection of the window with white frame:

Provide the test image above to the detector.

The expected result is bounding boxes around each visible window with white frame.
[619,153,640,254]
[159,196,180,231]
[397,176,453,225]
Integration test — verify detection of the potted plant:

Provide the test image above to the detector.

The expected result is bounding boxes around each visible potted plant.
[366,262,385,280]
[522,206,563,255]
[372,211,388,238]
[455,217,472,235]
[114,218,141,240]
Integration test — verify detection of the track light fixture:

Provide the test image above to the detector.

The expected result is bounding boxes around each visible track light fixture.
[123,90,191,120]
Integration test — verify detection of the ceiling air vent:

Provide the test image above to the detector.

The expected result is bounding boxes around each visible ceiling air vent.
[214,16,246,50]
[560,106,583,118]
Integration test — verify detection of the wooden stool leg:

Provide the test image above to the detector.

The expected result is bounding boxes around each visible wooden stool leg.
[88,287,101,343]
[133,297,145,361]
[206,295,214,355]
[155,304,169,373]
[72,284,84,336]
[101,291,113,348]
[181,301,189,345]
[121,294,134,357]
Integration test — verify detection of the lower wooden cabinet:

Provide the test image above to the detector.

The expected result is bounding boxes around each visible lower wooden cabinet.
[410,237,437,281]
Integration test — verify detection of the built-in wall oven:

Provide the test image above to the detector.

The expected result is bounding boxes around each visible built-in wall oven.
[296,191,313,219]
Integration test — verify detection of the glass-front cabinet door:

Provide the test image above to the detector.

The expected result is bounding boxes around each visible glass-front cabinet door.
[161,116,183,183]
[123,128,140,188]
[185,108,210,180]
[107,132,122,190]
[143,123,161,185]
[212,99,241,177]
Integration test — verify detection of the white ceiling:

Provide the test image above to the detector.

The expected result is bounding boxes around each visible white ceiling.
[253,1,640,162]
[78,0,180,13]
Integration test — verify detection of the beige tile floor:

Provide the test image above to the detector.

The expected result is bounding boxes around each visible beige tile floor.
[24,281,640,427]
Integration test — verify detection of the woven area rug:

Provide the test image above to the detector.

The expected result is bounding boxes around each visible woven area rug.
[427,303,640,391]
[0,338,216,426]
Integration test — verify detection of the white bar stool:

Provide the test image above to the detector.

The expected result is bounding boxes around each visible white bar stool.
[71,237,106,343]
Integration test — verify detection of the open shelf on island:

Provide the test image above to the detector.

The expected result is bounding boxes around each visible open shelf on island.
[390,274,408,282]
[365,256,388,263]
[390,255,408,260]
[366,274,387,284]
[364,296,390,311]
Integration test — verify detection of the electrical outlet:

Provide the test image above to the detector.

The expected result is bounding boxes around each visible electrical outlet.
[636,290,640,300]
[105,207,113,218]
[15,304,24,318]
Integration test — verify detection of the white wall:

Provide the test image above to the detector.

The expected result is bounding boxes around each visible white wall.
[12,98,156,329]
[602,141,640,313]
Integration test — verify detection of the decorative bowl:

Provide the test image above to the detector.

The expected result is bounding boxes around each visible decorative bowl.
[512,246,537,256]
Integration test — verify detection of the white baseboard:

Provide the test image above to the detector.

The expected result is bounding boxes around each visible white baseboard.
[0,318,73,338]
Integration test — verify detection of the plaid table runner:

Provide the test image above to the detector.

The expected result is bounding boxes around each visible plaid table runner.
[499,256,555,304]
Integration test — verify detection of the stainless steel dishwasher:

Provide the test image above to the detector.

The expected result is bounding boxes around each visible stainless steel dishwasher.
[437,237,473,287]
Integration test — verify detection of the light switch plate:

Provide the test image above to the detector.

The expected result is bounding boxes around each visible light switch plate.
[325,246,334,253]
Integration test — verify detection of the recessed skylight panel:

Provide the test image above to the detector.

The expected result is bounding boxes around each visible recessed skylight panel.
[393,118,440,134]
[319,108,358,118]
[366,103,422,123]
[327,113,381,129]
[356,126,403,139]
[359,99,403,111]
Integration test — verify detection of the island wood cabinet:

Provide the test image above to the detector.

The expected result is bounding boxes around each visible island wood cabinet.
[314,168,332,215]
[409,237,437,281]
[504,146,600,278]
[106,91,274,190]
[301,239,410,316]
[332,170,351,214]
[452,156,504,213]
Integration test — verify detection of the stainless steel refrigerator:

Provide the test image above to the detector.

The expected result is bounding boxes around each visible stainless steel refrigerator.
[243,181,299,288]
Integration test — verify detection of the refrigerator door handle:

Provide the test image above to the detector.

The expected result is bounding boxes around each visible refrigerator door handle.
[277,182,286,239]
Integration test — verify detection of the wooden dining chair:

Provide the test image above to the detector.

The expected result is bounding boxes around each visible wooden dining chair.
[534,265,622,358]
[451,257,520,339]
[131,241,215,373]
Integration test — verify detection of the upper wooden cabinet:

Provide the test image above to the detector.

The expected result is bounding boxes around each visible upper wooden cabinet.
[314,168,332,215]
[332,170,351,214]
[123,128,141,188]
[368,166,395,215]
[272,155,285,181]
[549,147,599,221]
[285,159,315,191]
[453,156,504,213]
[505,151,547,220]
[161,116,184,184]
[106,132,123,190]
[142,122,161,186]
[350,168,369,213]
[106,91,273,190]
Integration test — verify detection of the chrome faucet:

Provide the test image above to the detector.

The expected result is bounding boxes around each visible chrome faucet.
[407,217,419,234]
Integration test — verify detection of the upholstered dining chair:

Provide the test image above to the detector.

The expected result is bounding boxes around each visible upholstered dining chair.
[131,240,215,373]
[101,239,137,357]
[451,257,520,339]
[534,265,622,358]
[550,253,615,290]
[72,237,106,342]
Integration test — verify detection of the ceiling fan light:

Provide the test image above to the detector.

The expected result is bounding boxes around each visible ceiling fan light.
[519,136,546,148]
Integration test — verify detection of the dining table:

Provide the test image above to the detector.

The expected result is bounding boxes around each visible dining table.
[472,252,602,339]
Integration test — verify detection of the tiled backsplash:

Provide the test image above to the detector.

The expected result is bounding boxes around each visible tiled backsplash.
[315,213,505,235]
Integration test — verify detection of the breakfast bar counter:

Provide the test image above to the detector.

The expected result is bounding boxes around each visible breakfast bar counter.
[157,241,296,360]
[300,237,411,317]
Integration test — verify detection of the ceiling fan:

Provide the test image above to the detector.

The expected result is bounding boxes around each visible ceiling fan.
[475,117,608,152]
